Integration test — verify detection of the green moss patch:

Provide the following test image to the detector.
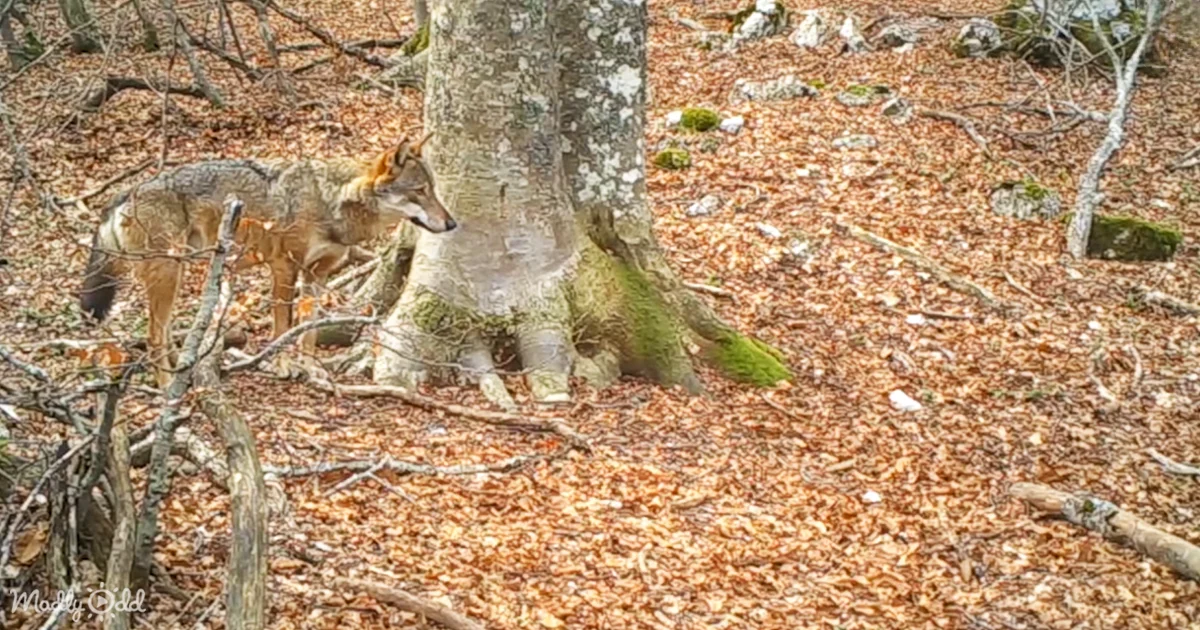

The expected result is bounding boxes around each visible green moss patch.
[846,83,891,97]
[679,107,720,132]
[654,148,692,170]
[1086,214,1182,261]
[402,22,429,56]
[707,334,792,387]
[613,262,692,385]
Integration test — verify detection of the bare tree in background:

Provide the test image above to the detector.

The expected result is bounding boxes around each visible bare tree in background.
[1066,0,1165,259]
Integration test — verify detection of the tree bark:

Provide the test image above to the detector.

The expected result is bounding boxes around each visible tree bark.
[373,0,791,402]
[102,390,136,630]
[412,0,428,29]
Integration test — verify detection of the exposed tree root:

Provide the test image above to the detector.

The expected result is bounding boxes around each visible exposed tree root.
[1011,482,1200,581]
[79,77,208,112]
[264,446,567,480]
[837,222,1011,312]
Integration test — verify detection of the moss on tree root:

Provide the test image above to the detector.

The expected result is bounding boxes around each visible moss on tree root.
[1085,214,1182,261]
[706,333,792,387]
[402,22,429,56]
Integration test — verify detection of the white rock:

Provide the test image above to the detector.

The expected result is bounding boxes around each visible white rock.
[791,11,831,48]
[1065,267,1084,280]
[756,223,783,239]
[1154,390,1174,408]
[1150,199,1173,211]
[665,110,683,127]
[832,134,878,150]
[1087,320,1102,331]
[755,0,777,14]
[861,490,883,504]
[905,313,927,326]
[686,194,722,217]
[719,115,745,134]
[881,97,913,123]
[889,389,923,412]
[839,15,870,53]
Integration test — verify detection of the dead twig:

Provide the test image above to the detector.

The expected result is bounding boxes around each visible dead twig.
[1146,449,1200,477]
[222,316,378,375]
[1135,286,1200,316]
[307,379,590,452]
[683,280,736,301]
[837,222,1010,312]
[1170,143,1200,171]
[915,107,995,160]
[1003,271,1045,303]
[334,577,486,630]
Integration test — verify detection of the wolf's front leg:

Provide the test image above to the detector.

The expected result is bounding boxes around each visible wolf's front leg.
[135,259,182,388]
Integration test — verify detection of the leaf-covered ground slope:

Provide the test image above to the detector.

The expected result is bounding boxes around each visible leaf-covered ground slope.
[1,0,1198,628]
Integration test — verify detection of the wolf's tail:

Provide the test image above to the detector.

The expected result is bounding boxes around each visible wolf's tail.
[79,192,130,322]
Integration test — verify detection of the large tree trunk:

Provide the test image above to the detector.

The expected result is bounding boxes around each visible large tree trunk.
[373,0,790,403]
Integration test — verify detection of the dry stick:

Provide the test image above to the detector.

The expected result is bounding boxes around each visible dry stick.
[1066,0,1163,258]
[55,157,158,205]
[131,198,244,589]
[683,280,735,301]
[267,447,564,481]
[80,76,209,111]
[1136,286,1200,316]
[1003,271,1045,303]
[223,315,377,375]
[837,222,1009,312]
[333,577,485,630]
[1010,482,1200,580]
[162,0,224,107]
[1146,449,1200,477]
[260,0,392,68]
[195,280,268,630]
[0,437,94,578]
[1171,143,1200,171]
[327,258,379,291]
[307,379,590,451]
[915,107,995,160]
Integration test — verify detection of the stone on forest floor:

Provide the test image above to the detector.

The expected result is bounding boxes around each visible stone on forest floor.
[989,179,1062,220]
[832,134,877,150]
[756,223,783,238]
[993,0,1163,72]
[732,0,789,43]
[720,115,745,134]
[665,110,683,127]
[953,18,1003,58]
[838,15,870,53]
[876,17,941,49]
[791,10,833,48]
[1084,214,1182,261]
[686,195,723,217]
[881,97,913,123]
[836,84,891,107]
[730,75,818,104]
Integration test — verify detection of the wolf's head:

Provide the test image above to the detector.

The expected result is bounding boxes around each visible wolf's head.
[367,133,456,233]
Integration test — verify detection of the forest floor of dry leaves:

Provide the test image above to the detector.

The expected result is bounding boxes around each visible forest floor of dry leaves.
[1,0,1199,628]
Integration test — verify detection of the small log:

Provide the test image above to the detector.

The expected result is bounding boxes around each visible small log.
[1136,286,1200,316]
[333,577,486,630]
[1010,482,1200,581]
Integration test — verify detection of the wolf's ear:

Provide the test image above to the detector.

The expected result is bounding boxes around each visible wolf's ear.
[392,141,410,168]
[411,131,434,157]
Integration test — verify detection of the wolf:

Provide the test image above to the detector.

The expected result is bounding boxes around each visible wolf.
[78,135,455,386]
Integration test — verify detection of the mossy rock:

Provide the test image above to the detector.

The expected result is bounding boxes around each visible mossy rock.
[679,107,720,132]
[401,22,429,56]
[991,2,1164,72]
[706,334,792,387]
[1085,214,1182,261]
[654,148,692,170]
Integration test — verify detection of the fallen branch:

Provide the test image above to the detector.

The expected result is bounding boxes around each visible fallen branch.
[1146,449,1200,476]
[1136,286,1200,316]
[278,37,407,54]
[327,257,379,292]
[1010,482,1200,580]
[837,222,1010,312]
[265,448,564,481]
[333,577,485,630]
[1171,143,1200,171]
[80,77,208,112]
[261,0,392,67]
[308,379,590,451]
[223,315,377,375]
[916,107,995,160]
[683,280,735,301]
[1003,271,1045,303]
